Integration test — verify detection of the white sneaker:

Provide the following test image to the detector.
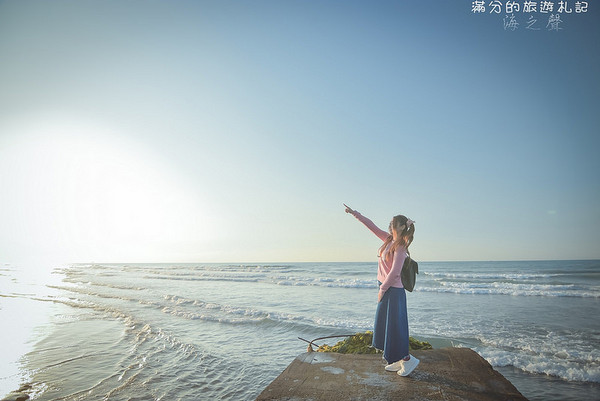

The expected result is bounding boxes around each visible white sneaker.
[398,355,419,376]
[384,359,404,372]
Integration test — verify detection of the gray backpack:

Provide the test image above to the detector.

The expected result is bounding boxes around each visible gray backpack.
[401,255,419,292]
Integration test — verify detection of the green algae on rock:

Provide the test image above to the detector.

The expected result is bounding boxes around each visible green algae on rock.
[409,336,433,350]
[316,331,432,354]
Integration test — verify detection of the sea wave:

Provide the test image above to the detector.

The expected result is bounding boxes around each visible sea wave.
[57,272,600,297]
[268,275,376,288]
[143,275,261,283]
[423,272,562,280]
[137,273,378,289]
[416,283,600,298]
[478,347,600,383]
[38,283,370,332]
[161,294,370,330]
[476,332,600,366]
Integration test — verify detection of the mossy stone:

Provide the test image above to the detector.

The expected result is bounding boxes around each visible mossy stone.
[317,331,432,354]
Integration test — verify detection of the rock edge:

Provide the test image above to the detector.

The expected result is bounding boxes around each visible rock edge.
[257,347,528,401]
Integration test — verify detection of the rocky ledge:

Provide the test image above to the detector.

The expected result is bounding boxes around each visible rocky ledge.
[257,347,528,401]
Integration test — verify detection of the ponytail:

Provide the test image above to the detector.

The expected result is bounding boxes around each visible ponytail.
[378,215,415,259]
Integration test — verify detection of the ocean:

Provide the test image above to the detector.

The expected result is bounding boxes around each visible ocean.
[1,260,599,400]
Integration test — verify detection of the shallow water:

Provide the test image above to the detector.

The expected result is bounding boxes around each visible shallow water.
[1,260,599,400]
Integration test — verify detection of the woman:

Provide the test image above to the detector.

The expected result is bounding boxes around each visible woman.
[344,203,419,376]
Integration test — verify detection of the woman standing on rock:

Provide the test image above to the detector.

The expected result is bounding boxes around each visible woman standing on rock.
[344,203,419,376]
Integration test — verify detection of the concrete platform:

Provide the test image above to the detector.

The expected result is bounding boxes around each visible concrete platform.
[257,348,528,401]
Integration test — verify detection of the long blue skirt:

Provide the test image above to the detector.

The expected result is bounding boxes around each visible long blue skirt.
[372,284,409,364]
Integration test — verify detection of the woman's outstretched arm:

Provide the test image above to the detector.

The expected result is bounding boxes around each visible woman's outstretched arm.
[344,204,389,241]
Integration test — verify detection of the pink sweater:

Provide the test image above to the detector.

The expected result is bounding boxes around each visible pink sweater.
[351,211,407,293]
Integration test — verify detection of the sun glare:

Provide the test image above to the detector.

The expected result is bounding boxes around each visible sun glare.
[1,116,217,263]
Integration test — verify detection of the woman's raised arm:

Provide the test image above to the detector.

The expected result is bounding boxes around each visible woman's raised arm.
[344,203,389,241]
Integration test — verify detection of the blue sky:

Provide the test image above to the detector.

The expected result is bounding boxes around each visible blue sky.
[0,0,598,263]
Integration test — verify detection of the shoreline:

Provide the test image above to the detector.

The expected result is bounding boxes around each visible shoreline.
[1,384,31,401]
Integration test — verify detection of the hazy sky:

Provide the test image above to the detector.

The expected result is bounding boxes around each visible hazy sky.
[1,0,598,264]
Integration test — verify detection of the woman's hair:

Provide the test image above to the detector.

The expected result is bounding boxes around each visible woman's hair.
[378,214,415,259]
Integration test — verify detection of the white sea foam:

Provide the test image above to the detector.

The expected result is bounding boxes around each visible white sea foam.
[423,272,561,280]
[479,348,600,383]
[416,283,600,298]
[144,275,261,283]
[136,272,378,289]
[268,275,376,288]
